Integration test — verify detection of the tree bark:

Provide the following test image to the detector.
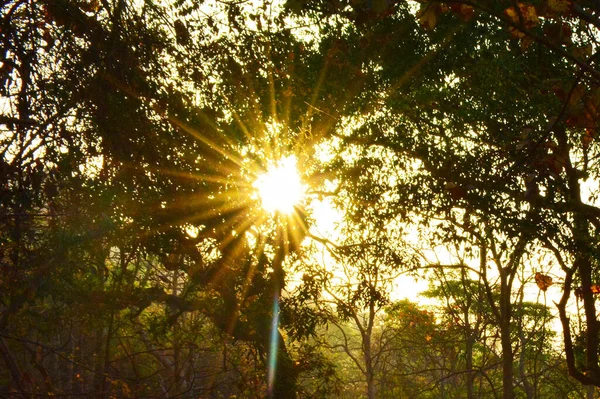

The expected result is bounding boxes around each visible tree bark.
[465,334,475,399]
[500,271,514,399]
[500,323,514,399]
[364,332,376,399]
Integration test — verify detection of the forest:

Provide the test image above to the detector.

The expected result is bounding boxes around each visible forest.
[2,0,600,398]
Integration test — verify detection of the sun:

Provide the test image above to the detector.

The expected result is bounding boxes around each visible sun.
[254,155,305,214]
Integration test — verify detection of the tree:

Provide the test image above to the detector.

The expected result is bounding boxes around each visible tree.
[0,0,328,397]
[381,299,463,399]
[287,0,600,392]
[423,266,585,399]
[423,269,498,399]
[3,0,600,396]
[297,219,417,398]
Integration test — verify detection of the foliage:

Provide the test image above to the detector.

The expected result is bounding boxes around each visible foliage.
[2,0,600,397]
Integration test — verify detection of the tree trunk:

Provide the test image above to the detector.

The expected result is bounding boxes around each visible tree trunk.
[517,290,534,399]
[466,334,475,399]
[500,283,514,399]
[365,343,376,399]
[578,251,600,381]
[268,331,297,399]
[518,329,534,399]
[556,125,600,385]
[500,324,514,399]
[463,273,475,399]
[267,227,298,399]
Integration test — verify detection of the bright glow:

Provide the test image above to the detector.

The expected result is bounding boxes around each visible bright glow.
[254,155,304,214]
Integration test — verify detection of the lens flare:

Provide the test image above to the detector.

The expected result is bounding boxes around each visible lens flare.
[267,291,280,395]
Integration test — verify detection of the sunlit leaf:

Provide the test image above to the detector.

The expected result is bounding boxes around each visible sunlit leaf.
[417,2,445,30]
[547,0,572,15]
[504,3,539,39]
[575,285,600,299]
[535,272,552,291]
